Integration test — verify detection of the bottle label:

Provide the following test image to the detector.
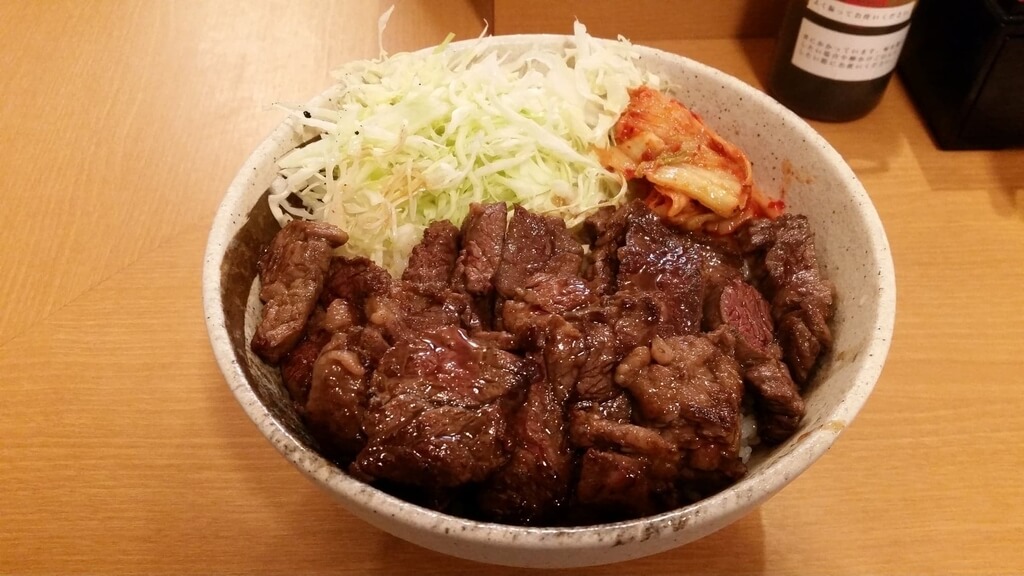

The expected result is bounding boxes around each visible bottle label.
[807,0,916,28]
[790,18,910,82]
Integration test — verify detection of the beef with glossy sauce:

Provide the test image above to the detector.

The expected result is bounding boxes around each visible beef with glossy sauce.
[352,326,528,487]
[742,214,835,386]
[249,200,834,525]
[251,220,348,363]
[705,277,805,444]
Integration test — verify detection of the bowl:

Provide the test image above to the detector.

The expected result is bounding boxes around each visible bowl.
[202,34,895,568]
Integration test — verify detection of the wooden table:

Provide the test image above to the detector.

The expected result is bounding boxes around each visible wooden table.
[2,1,1022,574]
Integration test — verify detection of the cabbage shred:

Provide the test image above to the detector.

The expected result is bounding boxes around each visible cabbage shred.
[271,22,659,275]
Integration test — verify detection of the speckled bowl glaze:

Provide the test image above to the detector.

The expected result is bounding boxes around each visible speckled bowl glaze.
[203,35,895,568]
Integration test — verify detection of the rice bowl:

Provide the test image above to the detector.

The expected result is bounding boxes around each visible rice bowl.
[203,33,895,568]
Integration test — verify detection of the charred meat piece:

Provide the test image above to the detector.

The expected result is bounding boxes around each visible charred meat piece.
[743,358,804,445]
[500,275,595,351]
[518,273,595,315]
[499,299,554,351]
[402,220,461,289]
[693,234,748,299]
[322,255,393,311]
[366,282,473,344]
[616,201,705,337]
[572,321,619,402]
[574,449,667,521]
[367,221,485,341]
[477,316,583,524]
[284,254,390,407]
[705,278,774,351]
[280,302,356,406]
[469,329,519,352]
[493,205,584,300]
[538,318,586,406]
[356,402,508,487]
[580,203,635,295]
[453,203,509,330]
[776,313,831,387]
[570,408,678,460]
[304,328,380,460]
[280,329,331,407]
[251,221,348,363]
[570,410,680,519]
[346,323,391,368]
[614,333,746,485]
[568,388,664,520]
[574,393,634,424]
[477,353,573,525]
[353,327,528,488]
[494,206,593,350]
[453,202,508,296]
[606,290,670,354]
[561,292,665,409]
[500,272,595,346]
[706,278,805,443]
[283,269,385,407]
[743,215,834,385]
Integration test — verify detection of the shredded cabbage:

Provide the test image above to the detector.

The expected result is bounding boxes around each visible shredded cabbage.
[271,22,658,275]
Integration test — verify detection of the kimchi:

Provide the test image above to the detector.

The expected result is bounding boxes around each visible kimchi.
[597,86,783,234]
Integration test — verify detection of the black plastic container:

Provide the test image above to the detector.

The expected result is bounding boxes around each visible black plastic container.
[899,0,1024,149]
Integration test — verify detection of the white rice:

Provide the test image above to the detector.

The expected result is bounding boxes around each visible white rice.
[739,409,760,463]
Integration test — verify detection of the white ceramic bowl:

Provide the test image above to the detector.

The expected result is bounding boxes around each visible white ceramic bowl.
[203,34,895,568]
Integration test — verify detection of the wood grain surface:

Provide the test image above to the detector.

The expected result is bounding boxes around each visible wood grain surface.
[494,0,788,39]
[1,1,1022,574]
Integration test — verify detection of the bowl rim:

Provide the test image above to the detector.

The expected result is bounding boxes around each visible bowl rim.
[202,32,896,557]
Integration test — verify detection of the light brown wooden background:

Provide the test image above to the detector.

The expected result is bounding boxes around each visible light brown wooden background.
[2,1,1022,574]
[494,0,789,38]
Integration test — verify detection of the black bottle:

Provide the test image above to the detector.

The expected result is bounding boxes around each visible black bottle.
[768,0,917,122]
